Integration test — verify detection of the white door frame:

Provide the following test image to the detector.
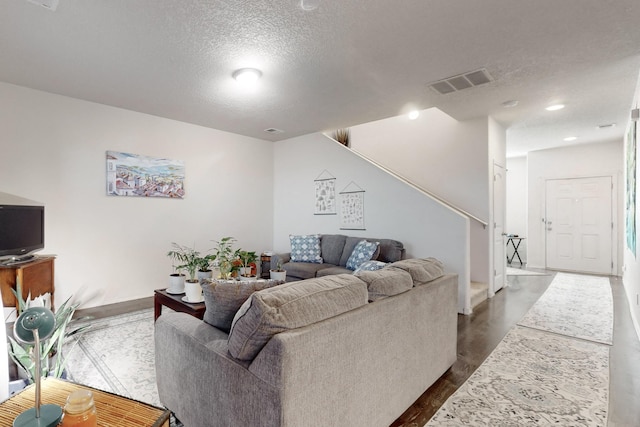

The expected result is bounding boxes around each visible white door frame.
[491,162,506,296]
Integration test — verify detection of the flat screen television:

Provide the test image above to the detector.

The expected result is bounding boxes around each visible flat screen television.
[0,204,45,263]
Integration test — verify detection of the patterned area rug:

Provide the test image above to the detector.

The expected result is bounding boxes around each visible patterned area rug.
[518,272,613,345]
[426,326,609,426]
[63,309,162,407]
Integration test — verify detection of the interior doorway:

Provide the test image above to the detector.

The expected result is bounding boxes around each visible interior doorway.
[493,163,506,294]
[545,176,613,275]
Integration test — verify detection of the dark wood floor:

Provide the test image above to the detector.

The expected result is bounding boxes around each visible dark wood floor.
[391,270,640,427]
[11,271,639,425]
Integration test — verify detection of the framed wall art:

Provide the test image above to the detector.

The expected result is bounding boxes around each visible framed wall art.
[106,151,185,198]
[339,181,365,230]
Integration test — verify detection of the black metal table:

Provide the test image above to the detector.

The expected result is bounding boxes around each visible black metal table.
[506,236,525,265]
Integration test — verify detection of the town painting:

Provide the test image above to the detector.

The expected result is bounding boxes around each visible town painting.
[106,151,185,198]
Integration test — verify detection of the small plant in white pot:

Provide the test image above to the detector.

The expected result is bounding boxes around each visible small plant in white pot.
[167,253,186,294]
[237,250,258,280]
[167,243,204,302]
[270,259,286,281]
[211,237,236,279]
[197,253,216,282]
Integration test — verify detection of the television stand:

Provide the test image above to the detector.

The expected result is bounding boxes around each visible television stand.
[0,254,35,266]
[0,255,56,312]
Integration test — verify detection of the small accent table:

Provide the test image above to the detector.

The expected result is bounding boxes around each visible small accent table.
[506,236,525,265]
[154,288,206,322]
[0,378,170,426]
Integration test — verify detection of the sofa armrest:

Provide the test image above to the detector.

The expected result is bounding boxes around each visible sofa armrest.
[154,313,281,427]
[271,252,291,270]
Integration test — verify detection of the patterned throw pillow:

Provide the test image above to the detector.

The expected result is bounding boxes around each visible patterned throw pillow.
[346,240,379,271]
[290,234,323,264]
[354,260,387,273]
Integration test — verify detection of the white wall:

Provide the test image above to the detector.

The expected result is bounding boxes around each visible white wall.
[526,141,624,271]
[623,71,640,338]
[0,82,274,309]
[273,133,471,313]
[348,108,491,285]
[506,156,528,262]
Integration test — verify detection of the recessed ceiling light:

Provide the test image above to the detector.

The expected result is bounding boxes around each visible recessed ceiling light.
[408,110,420,120]
[545,104,565,111]
[502,100,519,108]
[232,68,262,85]
[597,123,616,129]
[563,136,578,142]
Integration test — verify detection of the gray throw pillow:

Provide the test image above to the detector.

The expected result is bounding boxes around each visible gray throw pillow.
[202,279,284,332]
[227,274,368,361]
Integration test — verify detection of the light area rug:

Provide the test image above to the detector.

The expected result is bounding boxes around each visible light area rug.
[506,267,547,276]
[518,272,613,345]
[426,326,609,426]
[62,309,161,407]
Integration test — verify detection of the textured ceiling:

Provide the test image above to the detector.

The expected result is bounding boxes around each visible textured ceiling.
[2,0,640,157]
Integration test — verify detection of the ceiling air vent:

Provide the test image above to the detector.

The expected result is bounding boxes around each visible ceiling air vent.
[26,0,59,11]
[264,128,284,134]
[429,68,493,95]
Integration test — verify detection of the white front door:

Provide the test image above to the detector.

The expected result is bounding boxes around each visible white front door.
[493,164,506,294]
[545,176,612,274]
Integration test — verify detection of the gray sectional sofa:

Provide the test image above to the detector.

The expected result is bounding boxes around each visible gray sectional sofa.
[271,234,405,281]
[155,258,458,427]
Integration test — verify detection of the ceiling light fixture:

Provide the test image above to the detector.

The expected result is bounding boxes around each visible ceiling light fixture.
[545,104,565,111]
[408,110,420,120]
[232,68,262,85]
[563,136,578,142]
[300,0,320,11]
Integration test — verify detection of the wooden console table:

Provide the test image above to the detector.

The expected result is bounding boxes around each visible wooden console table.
[154,288,205,322]
[0,256,55,312]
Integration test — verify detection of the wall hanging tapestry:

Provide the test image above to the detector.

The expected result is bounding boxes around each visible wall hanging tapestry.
[314,170,336,215]
[626,121,637,256]
[106,151,185,198]
[339,181,365,230]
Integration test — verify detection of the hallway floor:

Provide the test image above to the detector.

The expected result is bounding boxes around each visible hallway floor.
[391,270,640,426]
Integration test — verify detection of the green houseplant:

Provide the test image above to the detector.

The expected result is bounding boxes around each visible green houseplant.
[237,250,258,279]
[211,237,237,279]
[167,242,206,301]
[8,290,91,384]
[270,258,286,281]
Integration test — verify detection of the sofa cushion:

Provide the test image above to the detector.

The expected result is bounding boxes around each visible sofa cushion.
[316,265,352,277]
[354,260,387,273]
[290,234,323,263]
[355,267,413,301]
[202,279,284,332]
[283,262,333,280]
[345,240,379,271]
[319,234,347,266]
[227,274,368,361]
[388,258,444,285]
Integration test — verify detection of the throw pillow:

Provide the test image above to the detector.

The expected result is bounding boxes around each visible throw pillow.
[354,260,387,273]
[346,240,379,271]
[201,278,284,332]
[227,274,368,361]
[289,234,323,263]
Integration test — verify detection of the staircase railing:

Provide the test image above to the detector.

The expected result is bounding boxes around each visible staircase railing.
[348,146,488,229]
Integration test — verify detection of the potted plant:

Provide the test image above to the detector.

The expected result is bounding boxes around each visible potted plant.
[197,253,216,282]
[270,259,286,281]
[237,250,258,280]
[8,290,91,388]
[211,237,237,280]
[167,243,204,302]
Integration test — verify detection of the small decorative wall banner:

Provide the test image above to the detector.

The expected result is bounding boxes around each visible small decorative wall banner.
[314,170,336,215]
[339,181,365,230]
[106,151,185,198]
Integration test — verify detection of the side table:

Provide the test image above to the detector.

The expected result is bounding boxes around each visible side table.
[0,378,170,427]
[506,236,526,265]
[154,288,206,322]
